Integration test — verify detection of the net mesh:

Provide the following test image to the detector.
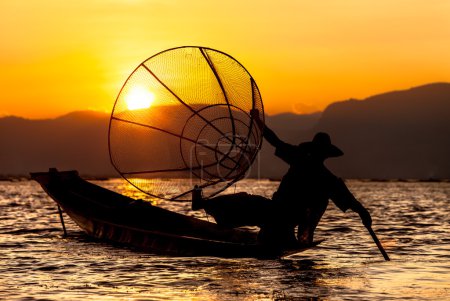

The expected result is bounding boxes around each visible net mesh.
[108,46,264,200]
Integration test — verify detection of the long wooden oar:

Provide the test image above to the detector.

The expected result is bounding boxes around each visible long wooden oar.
[57,205,67,237]
[366,226,390,261]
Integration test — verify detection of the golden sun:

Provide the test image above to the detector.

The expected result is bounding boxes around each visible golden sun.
[125,86,155,110]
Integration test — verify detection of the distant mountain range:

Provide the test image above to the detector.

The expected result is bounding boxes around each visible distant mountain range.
[1,83,449,179]
[0,111,114,177]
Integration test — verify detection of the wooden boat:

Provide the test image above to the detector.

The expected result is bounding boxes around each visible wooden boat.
[31,169,320,258]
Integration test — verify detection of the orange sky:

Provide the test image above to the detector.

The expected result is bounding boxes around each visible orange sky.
[1,0,449,119]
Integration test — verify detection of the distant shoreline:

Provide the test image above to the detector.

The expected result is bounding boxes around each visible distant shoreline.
[1,175,449,183]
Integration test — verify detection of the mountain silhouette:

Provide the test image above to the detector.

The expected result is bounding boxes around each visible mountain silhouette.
[255,83,450,179]
[315,83,450,179]
[1,83,449,179]
[0,111,114,177]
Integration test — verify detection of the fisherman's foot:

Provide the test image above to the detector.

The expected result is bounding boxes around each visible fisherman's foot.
[191,199,204,211]
[296,239,313,248]
[191,185,204,211]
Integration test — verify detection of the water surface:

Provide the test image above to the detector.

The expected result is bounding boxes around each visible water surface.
[0,179,449,300]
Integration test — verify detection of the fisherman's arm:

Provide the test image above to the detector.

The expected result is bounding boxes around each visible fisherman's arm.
[250,109,298,165]
[250,109,284,148]
[331,178,372,227]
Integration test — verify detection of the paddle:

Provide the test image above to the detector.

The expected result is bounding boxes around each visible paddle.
[57,205,67,237]
[366,226,390,261]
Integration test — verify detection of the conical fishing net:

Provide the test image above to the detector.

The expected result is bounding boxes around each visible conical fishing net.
[109,46,264,200]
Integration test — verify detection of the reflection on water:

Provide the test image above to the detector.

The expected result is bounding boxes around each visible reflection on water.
[0,180,449,300]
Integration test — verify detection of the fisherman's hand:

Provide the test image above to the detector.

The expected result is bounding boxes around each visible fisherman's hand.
[351,202,372,227]
[250,109,264,129]
[250,109,260,120]
[358,207,372,228]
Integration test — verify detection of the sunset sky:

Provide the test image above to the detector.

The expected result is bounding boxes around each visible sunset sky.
[1,0,449,119]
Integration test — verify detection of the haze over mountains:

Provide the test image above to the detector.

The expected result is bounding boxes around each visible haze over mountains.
[1,83,449,179]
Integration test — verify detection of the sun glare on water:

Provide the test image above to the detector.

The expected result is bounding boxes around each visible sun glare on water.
[125,86,155,110]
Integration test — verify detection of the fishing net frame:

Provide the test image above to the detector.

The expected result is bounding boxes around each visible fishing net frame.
[108,46,264,201]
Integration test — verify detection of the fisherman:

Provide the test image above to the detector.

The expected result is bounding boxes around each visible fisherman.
[192,109,373,249]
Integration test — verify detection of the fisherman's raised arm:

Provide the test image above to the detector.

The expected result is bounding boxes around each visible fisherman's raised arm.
[250,109,299,165]
[250,109,284,148]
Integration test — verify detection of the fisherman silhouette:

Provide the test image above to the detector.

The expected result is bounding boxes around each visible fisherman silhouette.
[192,109,372,249]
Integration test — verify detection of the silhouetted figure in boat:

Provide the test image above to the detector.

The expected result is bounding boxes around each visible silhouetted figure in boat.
[192,109,372,249]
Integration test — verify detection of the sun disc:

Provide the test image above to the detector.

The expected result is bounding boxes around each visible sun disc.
[125,86,155,110]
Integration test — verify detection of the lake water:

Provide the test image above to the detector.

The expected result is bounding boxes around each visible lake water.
[0,179,449,300]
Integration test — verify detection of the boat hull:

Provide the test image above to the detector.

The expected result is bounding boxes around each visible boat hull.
[31,169,319,258]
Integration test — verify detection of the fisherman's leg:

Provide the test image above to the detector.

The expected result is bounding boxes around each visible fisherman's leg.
[193,191,255,211]
[193,190,272,228]
[297,202,328,245]
[258,221,297,249]
[257,206,298,248]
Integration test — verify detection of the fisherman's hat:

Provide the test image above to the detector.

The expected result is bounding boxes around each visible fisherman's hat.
[305,132,344,158]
